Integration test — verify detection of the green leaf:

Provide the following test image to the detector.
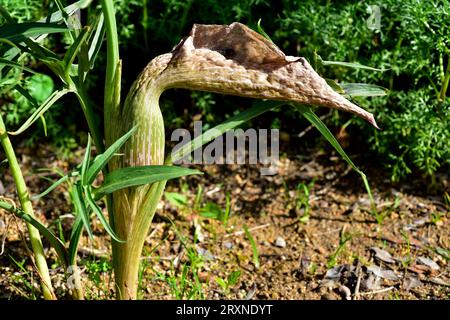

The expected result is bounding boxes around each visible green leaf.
[27,74,54,102]
[94,165,202,198]
[86,126,137,184]
[244,225,260,270]
[325,78,345,94]
[31,175,69,200]
[293,103,375,211]
[71,183,93,240]
[88,13,105,69]
[8,88,71,135]
[81,135,92,186]
[215,277,227,290]
[68,214,83,266]
[14,84,38,108]
[322,60,385,71]
[83,186,124,243]
[0,39,23,75]
[0,200,68,267]
[168,100,282,163]
[256,19,274,43]
[228,270,241,286]
[39,0,92,24]
[199,202,223,220]
[0,22,69,42]
[164,192,188,208]
[0,57,36,74]
[20,40,62,71]
[14,79,52,135]
[314,52,385,72]
[62,26,90,76]
[340,83,388,97]
[0,0,88,72]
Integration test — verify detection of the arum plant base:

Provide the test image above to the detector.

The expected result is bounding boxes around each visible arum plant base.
[108,22,379,299]
[112,181,166,299]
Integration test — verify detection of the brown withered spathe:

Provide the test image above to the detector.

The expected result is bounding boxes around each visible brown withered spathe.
[109,22,379,300]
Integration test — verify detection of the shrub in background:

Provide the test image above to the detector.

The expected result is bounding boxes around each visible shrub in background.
[1,0,448,182]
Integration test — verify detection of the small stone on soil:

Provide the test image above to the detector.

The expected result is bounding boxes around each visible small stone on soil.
[275,236,286,248]
[371,247,396,264]
[223,241,233,249]
[403,276,423,290]
[367,265,400,281]
[416,256,440,271]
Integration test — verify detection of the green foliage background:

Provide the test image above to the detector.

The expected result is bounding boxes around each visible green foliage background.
[1,0,449,182]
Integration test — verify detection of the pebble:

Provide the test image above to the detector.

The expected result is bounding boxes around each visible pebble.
[275,236,286,248]
[197,271,209,283]
[196,246,215,261]
[417,256,440,271]
[223,241,233,250]
[403,276,423,290]
[321,293,337,300]
[338,285,352,300]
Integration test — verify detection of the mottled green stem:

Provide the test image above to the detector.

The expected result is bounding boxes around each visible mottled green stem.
[0,114,55,300]
[113,181,166,299]
[109,67,167,299]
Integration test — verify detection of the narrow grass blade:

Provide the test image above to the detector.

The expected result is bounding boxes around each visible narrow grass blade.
[83,186,124,243]
[86,126,137,184]
[243,225,260,269]
[0,0,90,68]
[0,39,22,74]
[314,52,385,72]
[0,22,69,43]
[88,13,105,69]
[63,26,90,76]
[168,101,282,163]
[14,85,39,108]
[71,183,93,239]
[0,200,68,267]
[68,214,83,266]
[322,61,385,71]
[340,83,388,97]
[21,39,62,63]
[31,175,69,200]
[293,103,375,210]
[325,78,345,94]
[80,135,92,185]
[256,19,273,43]
[39,0,92,24]
[8,89,70,135]
[0,58,35,74]
[94,165,202,198]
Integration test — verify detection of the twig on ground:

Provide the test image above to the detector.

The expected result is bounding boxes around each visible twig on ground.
[353,262,363,300]
[223,223,270,238]
[358,286,395,296]
[78,247,109,258]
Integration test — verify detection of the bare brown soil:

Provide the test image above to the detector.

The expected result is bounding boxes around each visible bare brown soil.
[0,143,448,300]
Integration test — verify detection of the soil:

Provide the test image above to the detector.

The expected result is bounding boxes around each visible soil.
[0,141,448,300]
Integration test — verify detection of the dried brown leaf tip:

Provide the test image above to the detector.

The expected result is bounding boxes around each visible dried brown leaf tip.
[190,22,287,66]
[170,22,379,129]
